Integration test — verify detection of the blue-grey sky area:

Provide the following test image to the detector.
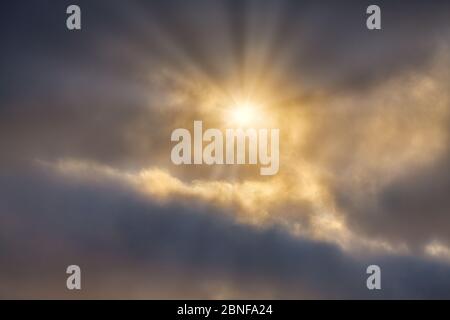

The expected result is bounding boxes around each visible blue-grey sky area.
[1,0,450,298]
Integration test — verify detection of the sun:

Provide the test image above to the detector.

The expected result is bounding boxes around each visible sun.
[229,102,258,127]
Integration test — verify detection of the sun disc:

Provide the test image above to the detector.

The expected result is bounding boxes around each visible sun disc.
[230,103,257,126]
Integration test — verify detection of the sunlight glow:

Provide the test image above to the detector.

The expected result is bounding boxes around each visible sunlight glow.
[230,102,258,127]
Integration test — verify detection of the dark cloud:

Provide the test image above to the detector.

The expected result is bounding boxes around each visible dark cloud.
[1,165,450,299]
[338,151,450,249]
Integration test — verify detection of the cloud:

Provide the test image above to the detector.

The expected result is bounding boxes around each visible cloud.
[1,164,450,299]
[329,54,450,251]
[340,152,450,250]
[1,0,450,298]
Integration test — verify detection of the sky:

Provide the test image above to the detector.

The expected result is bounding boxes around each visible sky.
[1,0,450,299]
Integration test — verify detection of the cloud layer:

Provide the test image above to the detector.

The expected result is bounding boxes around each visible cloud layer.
[1,0,450,298]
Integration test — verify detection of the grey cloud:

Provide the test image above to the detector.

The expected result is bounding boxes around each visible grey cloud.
[1,165,450,299]
[339,152,450,249]
[1,0,450,169]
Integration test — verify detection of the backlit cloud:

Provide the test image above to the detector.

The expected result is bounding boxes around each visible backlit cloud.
[1,0,450,298]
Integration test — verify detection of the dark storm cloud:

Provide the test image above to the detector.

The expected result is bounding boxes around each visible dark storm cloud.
[1,165,450,299]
